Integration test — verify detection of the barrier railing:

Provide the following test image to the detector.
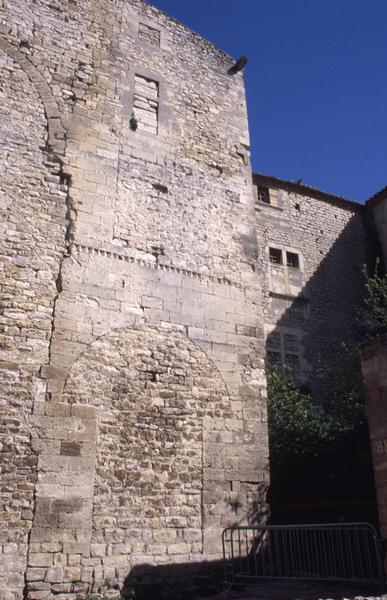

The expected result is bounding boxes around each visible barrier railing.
[222,523,384,590]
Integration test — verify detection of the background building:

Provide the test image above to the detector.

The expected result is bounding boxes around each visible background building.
[254,173,368,401]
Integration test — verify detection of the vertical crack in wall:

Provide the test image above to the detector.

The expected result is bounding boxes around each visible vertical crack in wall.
[23,149,72,599]
[0,32,82,600]
[23,465,38,600]
[46,155,73,371]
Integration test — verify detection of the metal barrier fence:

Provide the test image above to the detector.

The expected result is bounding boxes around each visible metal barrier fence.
[222,523,384,589]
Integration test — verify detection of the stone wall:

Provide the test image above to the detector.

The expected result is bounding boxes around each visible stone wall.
[367,188,387,270]
[0,1,269,597]
[254,174,368,400]
[0,40,67,599]
[360,338,387,544]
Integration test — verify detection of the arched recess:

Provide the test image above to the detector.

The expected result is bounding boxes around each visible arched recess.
[61,324,232,570]
[0,44,67,399]
[0,36,65,154]
[0,41,68,374]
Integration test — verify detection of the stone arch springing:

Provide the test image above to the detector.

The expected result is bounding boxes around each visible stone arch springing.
[0,39,70,600]
[0,35,77,373]
[58,323,232,590]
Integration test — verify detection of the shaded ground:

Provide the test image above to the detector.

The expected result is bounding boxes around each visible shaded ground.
[200,585,387,600]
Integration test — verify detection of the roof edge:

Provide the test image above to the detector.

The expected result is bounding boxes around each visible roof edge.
[253,172,364,212]
[367,186,387,208]
[139,0,235,63]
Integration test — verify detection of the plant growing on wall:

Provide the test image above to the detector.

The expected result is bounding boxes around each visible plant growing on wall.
[130,112,138,131]
[360,258,387,338]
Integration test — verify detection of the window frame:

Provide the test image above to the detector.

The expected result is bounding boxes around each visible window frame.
[123,68,168,139]
[269,247,283,265]
[138,22,161,48]
[266,245,304,296]
[133,73,160,135]
[257,185,270,205]
[265,327,304,381]
[286,251,300,269]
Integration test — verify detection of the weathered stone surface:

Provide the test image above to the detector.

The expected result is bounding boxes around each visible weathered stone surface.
[3,1,383,598]
[0,0,267,597]
[0,34,66,600]
[254,174,368,401]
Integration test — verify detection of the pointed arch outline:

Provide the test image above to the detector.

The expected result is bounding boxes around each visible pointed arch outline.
[0,35,65,156]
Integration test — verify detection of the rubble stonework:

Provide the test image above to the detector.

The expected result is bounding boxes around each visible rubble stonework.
[1,0,386,598]
[0,0,268,598]
[0,38,67,599]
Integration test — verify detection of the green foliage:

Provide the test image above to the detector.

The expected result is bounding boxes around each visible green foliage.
[318,343,366,429]
[267,348,373,507]
[361,259,387,338]
[266,369,333,472]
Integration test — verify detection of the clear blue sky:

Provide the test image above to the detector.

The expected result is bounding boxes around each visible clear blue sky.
[150,0,386,202]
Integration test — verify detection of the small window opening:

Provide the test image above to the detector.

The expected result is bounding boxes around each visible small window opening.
[138,23,161,47]
[286,251,300,269]
[269,247,283,265]
[265,329,302,382]
[266,331,281,350]
[132,74,159,135]
[257,185,270,204]
[284,353,301,378]
[284,333,299,353]
[267,351,282,370]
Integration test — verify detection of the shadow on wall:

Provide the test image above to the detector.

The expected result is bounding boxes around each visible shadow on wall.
[110,478,265,598]
[262,208,378,524]
[264,211,368,398]
[85,214,378,600]
[91,214,378,600]
[122,559,224,600]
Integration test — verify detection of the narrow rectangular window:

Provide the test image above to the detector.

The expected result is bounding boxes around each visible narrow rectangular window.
[257,185,270,204]
[267,351,282,370]
[265,329,302,382]
[284,333,299,353]
[133,75,159,135]
[266,331,281,350]
[284,353,301,378]
[138,23,160,47]
[286,251,300,269]
[269,247,283,265]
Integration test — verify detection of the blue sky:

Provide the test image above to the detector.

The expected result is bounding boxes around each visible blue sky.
[150,0,386,202]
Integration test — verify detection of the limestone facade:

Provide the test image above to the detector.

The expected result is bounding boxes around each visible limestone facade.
[0,0,385,598]
[253,174,369,399]
[0,1,268,598]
